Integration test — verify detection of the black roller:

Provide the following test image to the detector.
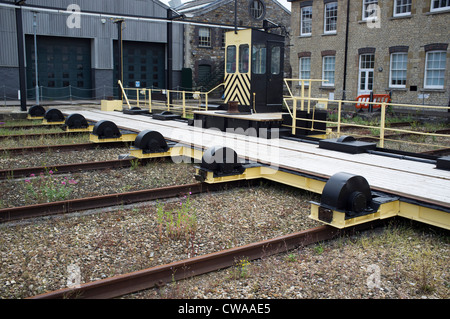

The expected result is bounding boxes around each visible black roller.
[201,146,244,176]
[134,130,168,153]
[44,108,65,122]
[28,105,46,117]
[320,172,372,217]
[65,113,89,129]
[92,120,121,139]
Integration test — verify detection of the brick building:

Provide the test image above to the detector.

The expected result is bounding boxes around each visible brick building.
[289,0,450,106]
[173,0,291,91]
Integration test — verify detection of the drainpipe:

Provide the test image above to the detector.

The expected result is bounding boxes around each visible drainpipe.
[342,0,350,101]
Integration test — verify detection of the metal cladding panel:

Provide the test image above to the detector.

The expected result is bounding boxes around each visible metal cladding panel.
[0,8,19,66]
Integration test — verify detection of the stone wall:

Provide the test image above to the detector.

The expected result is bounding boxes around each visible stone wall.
[183,0,292,87]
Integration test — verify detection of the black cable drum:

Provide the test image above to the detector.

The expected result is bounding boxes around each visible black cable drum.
[65,113,89,129]
[44,108,65,122]
[92,120,121,139]
[201,146,245,176]
[28,105,46,117]
[134,130,169,153]
[320,172,372,216]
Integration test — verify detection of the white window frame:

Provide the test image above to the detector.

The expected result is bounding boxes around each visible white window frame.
[324,2,338,34]
[300,6,312,36]
[322,55,335,87]
[299,57,311,86]
[424,51,447,89]
[389,52,408,88]
[362,0,379,21]
[394,0,412,17]
[430,0,450,12]
[198,27,211,48]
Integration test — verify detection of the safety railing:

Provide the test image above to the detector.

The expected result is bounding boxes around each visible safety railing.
[283,79,450,152]
[121,83,225,118]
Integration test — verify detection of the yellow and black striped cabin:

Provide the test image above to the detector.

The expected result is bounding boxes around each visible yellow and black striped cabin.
[224,29,285,113]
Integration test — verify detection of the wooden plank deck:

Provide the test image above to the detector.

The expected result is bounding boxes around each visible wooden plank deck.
[72,109,450,209]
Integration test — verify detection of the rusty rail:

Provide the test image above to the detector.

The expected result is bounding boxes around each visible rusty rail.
[30,221,384,299]
[0,180,256,223]
[0,141,130,155]
[0,158,163,180]
[0,131,88,141]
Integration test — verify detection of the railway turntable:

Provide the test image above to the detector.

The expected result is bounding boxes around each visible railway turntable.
[69,108,450,231]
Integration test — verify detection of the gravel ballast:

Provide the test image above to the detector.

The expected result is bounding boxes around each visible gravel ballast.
[0,130,448,300]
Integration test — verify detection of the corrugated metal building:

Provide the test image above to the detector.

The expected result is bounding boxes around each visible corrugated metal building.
[0,0,183,102]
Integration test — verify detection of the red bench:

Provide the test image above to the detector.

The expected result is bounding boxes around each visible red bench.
[356,94,391,110]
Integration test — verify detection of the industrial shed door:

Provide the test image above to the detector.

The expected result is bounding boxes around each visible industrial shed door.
[113,41,165,98]
[26,36,92,99]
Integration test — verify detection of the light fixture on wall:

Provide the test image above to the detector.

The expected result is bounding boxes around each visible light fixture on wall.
[378,67,383,72]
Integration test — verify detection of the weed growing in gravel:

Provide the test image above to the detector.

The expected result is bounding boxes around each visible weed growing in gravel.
[23,169,78,203]
[156,193,198,255]
[228,257,252,280]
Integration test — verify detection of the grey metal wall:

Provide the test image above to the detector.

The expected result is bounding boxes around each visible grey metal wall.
[0,0,183,71]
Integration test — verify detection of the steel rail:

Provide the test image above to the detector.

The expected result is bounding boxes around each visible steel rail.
[0,124,61,130]
[0,180,256,223]
[0,141,130,155]
[30,221,384,299]
[0,131,88,141]
[0,157,161,180]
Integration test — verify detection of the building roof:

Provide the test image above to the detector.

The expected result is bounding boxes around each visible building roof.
[174,0,290,16]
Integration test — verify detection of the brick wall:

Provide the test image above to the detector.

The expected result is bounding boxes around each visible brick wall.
[290,0,450,107]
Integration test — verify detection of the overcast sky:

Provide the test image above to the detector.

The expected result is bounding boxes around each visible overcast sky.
[161,0,291,11]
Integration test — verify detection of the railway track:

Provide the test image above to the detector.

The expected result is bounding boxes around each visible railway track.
[0,131,88,141]
[0,157,151,180]
[0,141,130,155]
[0,180,255,223]
[29,220,384,299]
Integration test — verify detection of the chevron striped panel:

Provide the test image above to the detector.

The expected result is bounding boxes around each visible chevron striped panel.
[224,73,251,106]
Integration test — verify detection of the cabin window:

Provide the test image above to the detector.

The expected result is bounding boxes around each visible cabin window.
[271,46,281,75]
[252,44,266,74]
[226,45,236,73]
[239,45,249,73]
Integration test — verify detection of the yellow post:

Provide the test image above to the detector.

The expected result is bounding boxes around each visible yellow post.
[182,91,186,118]
[205,93,208,111]
[307,79,311,113]
[148,89,152,113]
[167,90,170,111]
[292,98,297,136]
[136,89,139,108]
[118,80,131,109]
[300,81,305,112]
[337,100,342,136]
[380,102,386,148]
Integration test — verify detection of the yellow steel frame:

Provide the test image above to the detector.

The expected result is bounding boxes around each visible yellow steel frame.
[27,115,44,120]
[42,119,65,125]
[89,133,137,143]
[127,142,449,230]
[310,200,449,230]
[62,125,94,133]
